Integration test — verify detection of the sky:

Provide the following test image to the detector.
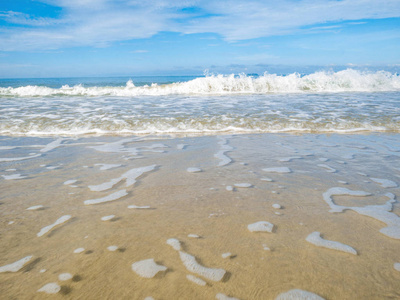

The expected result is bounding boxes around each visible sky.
[0,0,399,78]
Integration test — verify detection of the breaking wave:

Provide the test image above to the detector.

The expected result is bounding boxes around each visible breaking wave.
[1,69,399,97]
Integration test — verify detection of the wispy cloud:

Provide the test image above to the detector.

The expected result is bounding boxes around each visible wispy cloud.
[0,0,399,51]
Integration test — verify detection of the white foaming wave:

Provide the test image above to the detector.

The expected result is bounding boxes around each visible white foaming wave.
[1,70,399,97]
[0,122,396,137]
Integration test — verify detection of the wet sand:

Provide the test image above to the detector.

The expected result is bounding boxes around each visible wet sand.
[0,133,399,299]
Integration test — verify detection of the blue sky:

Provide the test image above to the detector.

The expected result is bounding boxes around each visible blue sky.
[0,0,399,78]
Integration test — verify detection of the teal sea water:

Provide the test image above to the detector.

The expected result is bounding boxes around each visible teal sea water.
[1,69,399,136]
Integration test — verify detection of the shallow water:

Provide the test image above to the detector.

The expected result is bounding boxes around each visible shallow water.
[1,133,399,299]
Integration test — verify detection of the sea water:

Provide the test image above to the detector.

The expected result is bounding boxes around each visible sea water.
[0,69,399,136]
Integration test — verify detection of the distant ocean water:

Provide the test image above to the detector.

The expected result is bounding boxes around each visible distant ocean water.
[1,69,399,136]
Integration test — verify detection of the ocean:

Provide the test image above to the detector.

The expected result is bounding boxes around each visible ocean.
[1,69,400,299]
[1,69,399,136]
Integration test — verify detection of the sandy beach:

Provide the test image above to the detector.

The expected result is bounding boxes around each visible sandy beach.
[1,133,399,299]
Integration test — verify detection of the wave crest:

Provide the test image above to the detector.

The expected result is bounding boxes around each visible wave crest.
[1,69,399,97]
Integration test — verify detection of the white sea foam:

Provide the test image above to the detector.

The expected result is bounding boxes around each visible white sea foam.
[215,137,233,166]
[394,263,400,272]
[27,205,43,211]
[131,259,167,278]
[279,157,302,162]
[188,234,200,238]
[186,274,207,286]
[248,221,274,233]
[40,138,65,153]
[101,215,115,221]
[128,205,151,209]
[2,174,27,180]
[37,215,71,237]
[0,154,41,162]
[84,189,128,205]
[0,256,33,273]
[37,283,61,294]
[107,245,118,251]
[58,273,73,281]
[234,183,252,188]
[187,167,202,173]
[323,188,400,239]
[370,178,398,188]
[167,238,182,251]
[88,165,156,192]
[95,163,122,170]
[64,179,77,185]
[179,251,226,282]
[275,289,325,300]
[2,71,399,97]
[263,167,292,173]
[216,293,240,300]
[317,164,336,173]
[261,177,273,182]
[306,232,357,255]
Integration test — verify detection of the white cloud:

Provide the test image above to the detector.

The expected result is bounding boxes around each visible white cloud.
[0,0,399,51]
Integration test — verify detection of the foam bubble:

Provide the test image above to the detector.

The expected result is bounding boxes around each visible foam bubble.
[323,188,400,239]
[0,256,33,273]
[306,232,357,255]
[394,263,400,272]
[186,274,207,286]
[167,238,182,251]
[84,189,128,205]
[263,167,292,173]
[131,259,167,278]
[95,163,122,170]
[0,154,41,162]
[275,289,325,300]
[40,138,65,153]
[317,164,336,173]
[2,174,27,180]
[279,157,302,162]
[37,283,61,294]
[58,273,73,281]
[187,167,202,173]
[216,293,240,300]
[107,246,118,252]
[128,205,151,209]
[26,205,43,211]
[248,221,274,233]
[88,165,156,192]
[64,179,77,185]
[101,215,115,221]
[370,178,398,188]
[188,234,200,238]
[215,137,233,167]
[261,177,273,182]
[74,248,85,254]
[234,183,252,188]
[37,215,71,237]
[179,251,226,282]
